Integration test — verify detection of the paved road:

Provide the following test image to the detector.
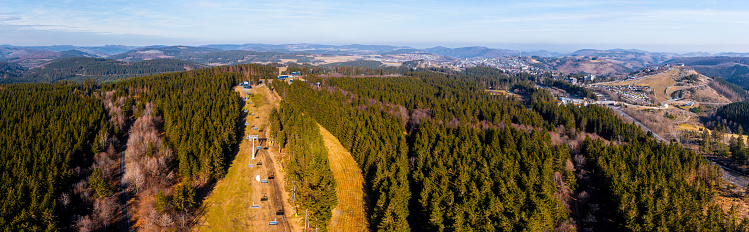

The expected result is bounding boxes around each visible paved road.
[711,160,749,191]
[119,145,131,231]
[608,106,667,143]
[696,102,731,106]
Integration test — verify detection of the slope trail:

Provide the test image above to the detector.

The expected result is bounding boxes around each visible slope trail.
[318,124,368,232]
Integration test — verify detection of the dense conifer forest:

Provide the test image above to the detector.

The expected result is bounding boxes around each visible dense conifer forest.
[0,82,107,230]
[715,101,749,132]
[1,57,206,84]
[1,62,748,231]
[0,63,276,231]
[269,103,337,231]
[275,68,747,231]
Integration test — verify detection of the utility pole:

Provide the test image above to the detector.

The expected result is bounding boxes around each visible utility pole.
[248,135,259,160]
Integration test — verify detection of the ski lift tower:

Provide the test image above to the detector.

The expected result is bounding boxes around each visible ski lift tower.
[248,135,259,160]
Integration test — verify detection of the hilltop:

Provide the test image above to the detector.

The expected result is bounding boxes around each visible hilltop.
[3,43,749,87]
[665,57,749,89]
[2,57,205,83]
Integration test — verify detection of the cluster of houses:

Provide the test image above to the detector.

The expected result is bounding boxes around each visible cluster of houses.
[601,85,654,105]
[564,75,596,85]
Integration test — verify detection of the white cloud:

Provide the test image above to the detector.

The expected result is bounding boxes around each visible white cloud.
[1,0,749,52]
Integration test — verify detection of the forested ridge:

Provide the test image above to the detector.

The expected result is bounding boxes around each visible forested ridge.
[2,57,205,84]
[275,67,747,231]
[582,138,746,231]
[2,61,748,231]
[0,63,277,230]
[0,82,107,230]
[270,103,337,231]
[715,101,749,132]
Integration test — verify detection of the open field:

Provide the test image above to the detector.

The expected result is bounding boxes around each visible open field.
[319,125,368,232]
[716,186,749,222]
[635,69,677,103]
[195,86,299,231]
[677,123,749,142]
[312,55,364,64]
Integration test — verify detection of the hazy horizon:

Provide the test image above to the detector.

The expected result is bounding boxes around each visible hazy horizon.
[1,42,744,55]
[2,0,748,53]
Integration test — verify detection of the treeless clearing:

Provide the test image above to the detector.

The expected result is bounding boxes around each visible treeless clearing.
[677,123,749,142]
[195,86,300,231]
[636,69,677,103]
[715,186,749,222]
[319,125,368,232]
[312,55,364,64]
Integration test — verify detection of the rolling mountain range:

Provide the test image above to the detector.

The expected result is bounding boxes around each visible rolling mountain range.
[2,43,749,87]
[665,56,749,88]
[0,57,204,84]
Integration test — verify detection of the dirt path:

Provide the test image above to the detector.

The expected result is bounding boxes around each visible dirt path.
[194,85,301,231]
[319,125,368,232]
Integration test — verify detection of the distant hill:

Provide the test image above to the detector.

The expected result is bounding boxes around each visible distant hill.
[78,45,139,57]
[426,46,519,58]
[109,46,317,65]
[529,56,634,77]
[522,50,563,57]
[569,49,679,69]
[715,100,749,131]
[0,47,99,67]
[108,46,222,61]
[710,77,749,102]
[425,46,562,59]
[10,57,205,83]
[664,57,749,89]
[0,45,138,58]
[324,60,385,69]
[184,50,314,65]
[0,62,25,80]
[202,43,408,55]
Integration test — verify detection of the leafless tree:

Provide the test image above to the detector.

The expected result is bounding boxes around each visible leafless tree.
[76,215,96,232]
[93,197,119,228]
[59,192,71,210]
[124,162,145,192]
[565,158,575,172]
[574,154,586,169]
[159,212,175,227]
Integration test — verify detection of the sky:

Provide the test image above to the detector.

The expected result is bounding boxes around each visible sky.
[1,0,748,53]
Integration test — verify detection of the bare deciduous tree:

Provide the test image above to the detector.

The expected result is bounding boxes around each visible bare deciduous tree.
[93,197,119,228]
[574,154,585,169]
[59,192,71,210]
[76,215,96,232]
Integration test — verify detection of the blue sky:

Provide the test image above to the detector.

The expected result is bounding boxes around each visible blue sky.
[1,0,748,52]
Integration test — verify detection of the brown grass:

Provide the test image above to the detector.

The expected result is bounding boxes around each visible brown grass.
[312,55,364,64]
[715,186,749,222]
[319,125,368,232]
[194,86,301,231]
[637,69,677,103]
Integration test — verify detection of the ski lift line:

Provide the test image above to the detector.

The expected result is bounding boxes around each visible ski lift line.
[248,135,259,160]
